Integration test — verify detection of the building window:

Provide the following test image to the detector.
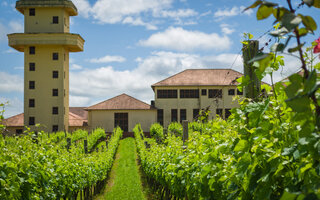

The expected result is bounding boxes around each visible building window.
[180,109,186,122]
[53,16,59,24]
[201,89,207,96]
[29,8,35,16]
[29,99,35,107]
[29,81,35,89]
[53,53,59,60]
[157,89,177,98]
[52,125,58,132]
[209,89,222,98]
[216,109,223,117]
[29,46,35,55]
[171,109,177,122]
[237,89,243,95]
[193,109,199,120]
[225,109,231,119]
[180,89,199,98]
[157,109,163,125]
[228,89,235,96]
[52,107,58,115]
[16,129,23,134]
[29,117,35,125]
[29,63,35,71]
[52,89,58,96]
[52,71,59,78]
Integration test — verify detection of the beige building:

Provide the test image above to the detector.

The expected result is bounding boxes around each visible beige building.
[3,107,88,135]
[3,69,245,134]
[86,94,156,133]
[152,69,243,127]
[7,0,84,132]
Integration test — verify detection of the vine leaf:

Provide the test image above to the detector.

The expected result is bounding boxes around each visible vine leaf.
[300,15,317,33]
[257,5,274,20]
[281,13,302,31]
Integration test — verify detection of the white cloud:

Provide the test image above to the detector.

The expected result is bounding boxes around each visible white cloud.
[69,51,245,105]
[0,72,23,93]
[3,49,17,54]
[122,17,158,30]
[139,27,232,51]
[90,0,172,24]
[70,64,83,70]
[89,55,126,63]
[158,9,198,18]
[214,6,253,20]
[220,24,235,35]
[0,20,23,41]
[72,0,91,18]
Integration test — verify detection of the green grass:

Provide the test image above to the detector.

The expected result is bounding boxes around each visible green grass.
[98,138,146,200]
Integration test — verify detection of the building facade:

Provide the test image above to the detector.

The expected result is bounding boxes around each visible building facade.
[152,69,243,127]
[7,0,84,132]
[3,69,245,134]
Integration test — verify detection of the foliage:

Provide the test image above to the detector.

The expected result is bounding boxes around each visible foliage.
[0,127,122,199]
[0,102,7,134]
[150,123,164,139]
[167,122,183,137]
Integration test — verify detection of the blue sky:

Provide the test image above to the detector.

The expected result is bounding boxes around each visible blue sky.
[0,0,319,118]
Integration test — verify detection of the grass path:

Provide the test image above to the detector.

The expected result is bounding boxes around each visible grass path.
[95,138,146,200]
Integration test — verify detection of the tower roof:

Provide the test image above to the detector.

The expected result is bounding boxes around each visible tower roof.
[16,0,78,16]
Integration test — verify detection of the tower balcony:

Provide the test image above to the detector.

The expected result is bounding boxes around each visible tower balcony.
[8,33,84,52]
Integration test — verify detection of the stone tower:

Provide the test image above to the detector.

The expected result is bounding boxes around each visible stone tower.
[8,0,84,132]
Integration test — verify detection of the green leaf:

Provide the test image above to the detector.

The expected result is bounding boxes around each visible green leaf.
[313,0,320,8]
[262,1,278,7]
[257,5,274,20]
[300,163,313,174]
[273,7,289,21]
[281,13,302,31]
[298,28,308,37]
[270,43,285,52]
[234,140,248,152]
[288,43,305,53]
[270,27,289,37]
[280,190,298,200]
[304,70,319,96]
[301,15,317,33]
[286,95,311,112]
[248,53,270,64]
[303,0,314,7]
[244,0,262,12]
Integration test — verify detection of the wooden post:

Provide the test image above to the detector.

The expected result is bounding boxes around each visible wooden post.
[64,130,67,138]
[84,140,88,154]
[182,120,189,144]
[243,40,261,100]
[67,138,71,151]
[163,128,167,137]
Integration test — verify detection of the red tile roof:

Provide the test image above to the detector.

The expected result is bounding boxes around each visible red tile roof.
[152,69,243,89]
[86,93,153,110]
[3,107,88,127]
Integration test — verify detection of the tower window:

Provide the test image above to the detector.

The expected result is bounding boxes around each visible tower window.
[52,89,58,96]
[29,63,35,71]
[53,16,59,24]
[29,8,35,16]
[228,89,235,96]
[52,71,59,78]
[29,117,35,125]
[52,53,59,60]
[29,46,35,55]
[29,81,35,89]
[52,125,58,132]
[29,99,35,107]
[52,107,58,115]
